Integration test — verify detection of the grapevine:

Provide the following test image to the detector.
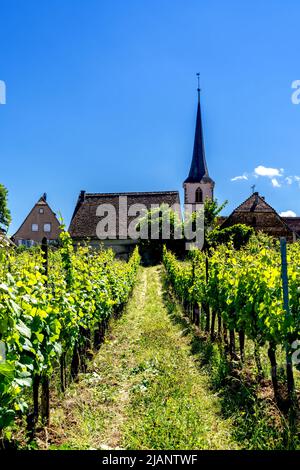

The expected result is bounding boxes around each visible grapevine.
[0,234,140,433]
[163,235,300,406]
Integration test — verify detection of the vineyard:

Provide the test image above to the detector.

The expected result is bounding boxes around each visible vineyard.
[0,232,140,439]
[163,235,300,443]
[0,232,300,450]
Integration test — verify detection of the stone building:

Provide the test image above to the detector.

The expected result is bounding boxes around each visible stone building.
[220,192,298,241]
[69,89,210,256]
[69,191,181,257]
[12,194,61,246]
[183,86,215,208]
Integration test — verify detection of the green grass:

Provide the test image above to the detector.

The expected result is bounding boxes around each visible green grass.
[44,265,298,450]
[47,266,237,450]
[162,273,300,450]
[121,266,236,449]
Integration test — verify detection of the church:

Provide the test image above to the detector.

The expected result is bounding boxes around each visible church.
[68,86,300,255]
[68,85,215,256]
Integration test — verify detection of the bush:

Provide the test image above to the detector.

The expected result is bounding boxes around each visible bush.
[207,224,254,249]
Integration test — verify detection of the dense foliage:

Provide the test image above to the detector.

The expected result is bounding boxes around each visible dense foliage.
[207,224,254,249]
[163,235,300,405]
[137,205,184,264]
[0,183,11,232]
[0,234,140,433]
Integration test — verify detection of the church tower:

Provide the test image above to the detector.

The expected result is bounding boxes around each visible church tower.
[183,81,214,208]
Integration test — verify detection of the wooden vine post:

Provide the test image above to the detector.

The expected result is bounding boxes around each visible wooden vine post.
[280,238,295,405]
[204,256,210,333]
[41,237,50,425]
[41,237,48,278]
[191,258,199,326]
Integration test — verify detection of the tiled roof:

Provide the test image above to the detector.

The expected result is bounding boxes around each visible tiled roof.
[233,193,277,213]
[216,216,228,226]
[69,191,181,239]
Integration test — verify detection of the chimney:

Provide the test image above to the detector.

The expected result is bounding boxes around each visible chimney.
[79,190,86,202]
[43,192,47,201]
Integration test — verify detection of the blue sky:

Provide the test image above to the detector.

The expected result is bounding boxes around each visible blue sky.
[1,0,300,234]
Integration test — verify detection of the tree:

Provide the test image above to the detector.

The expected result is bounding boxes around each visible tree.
[201,199,254,249]
[0,184,11,232]
[204,197,228,232]
[185,198,227,250]
[137,205,184,264]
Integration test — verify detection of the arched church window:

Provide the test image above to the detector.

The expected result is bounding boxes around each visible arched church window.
[195,187,203,203]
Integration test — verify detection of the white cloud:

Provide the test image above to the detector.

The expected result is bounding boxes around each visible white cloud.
[280,210,297,217]
[254,165,283,178]
[271,178,281,188]
[231,174,248,182]
[231,166,300,190]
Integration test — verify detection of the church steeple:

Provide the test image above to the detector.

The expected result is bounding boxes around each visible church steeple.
[183,77,214,206]
[184,85,209,183]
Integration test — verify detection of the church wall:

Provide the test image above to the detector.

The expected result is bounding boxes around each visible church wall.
[183,182,213,204]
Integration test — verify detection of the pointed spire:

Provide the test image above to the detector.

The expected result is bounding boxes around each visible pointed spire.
[184,75,210,183]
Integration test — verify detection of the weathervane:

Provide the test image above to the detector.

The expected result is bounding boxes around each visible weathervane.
[196,72,200,101]
[251,184,256,194]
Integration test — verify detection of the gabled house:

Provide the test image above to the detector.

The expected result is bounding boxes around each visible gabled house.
[12,194,61,247]
[220,192,297,241]
[69,191,181,257]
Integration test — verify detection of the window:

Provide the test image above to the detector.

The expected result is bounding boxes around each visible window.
[31,223,38,232]
[44,223,51,232]
[195,187,203,203]
[39,208,44,214]
[19,239,34,247]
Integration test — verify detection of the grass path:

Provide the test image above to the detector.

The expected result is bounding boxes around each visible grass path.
[47,266,238,450]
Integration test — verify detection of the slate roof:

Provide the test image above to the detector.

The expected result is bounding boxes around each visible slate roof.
[184,93,213,184]
[69,191,181,239]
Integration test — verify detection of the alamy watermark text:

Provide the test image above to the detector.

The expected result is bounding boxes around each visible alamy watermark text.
[0,80,6,104]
